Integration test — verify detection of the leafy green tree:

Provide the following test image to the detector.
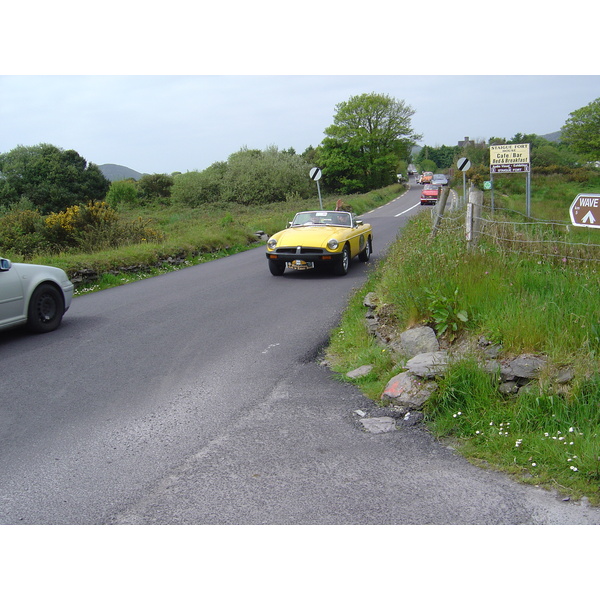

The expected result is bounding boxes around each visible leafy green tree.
[221,146,313,205]
[105,179,139,207]
[137,173,174,202]
[0,144,110,214]
[171,162,227,206]
[172,148,314,207]
[418,159,438,173]
[531,144,580,168]
[416,145,456,170]
[561,97,600,160]
[319,92,420,193]
[301,145,319,165]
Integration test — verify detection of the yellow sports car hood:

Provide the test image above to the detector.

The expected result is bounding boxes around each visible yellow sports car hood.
[274,226,345,248]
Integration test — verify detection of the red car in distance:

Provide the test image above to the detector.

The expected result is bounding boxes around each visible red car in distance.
[420,185,439,205]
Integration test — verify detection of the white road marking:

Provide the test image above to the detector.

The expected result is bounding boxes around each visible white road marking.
[395,203,421,217]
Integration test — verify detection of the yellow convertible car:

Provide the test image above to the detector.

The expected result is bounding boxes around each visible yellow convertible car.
[265,210,373,276]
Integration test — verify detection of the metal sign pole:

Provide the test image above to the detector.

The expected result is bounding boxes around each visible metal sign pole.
[525,171,531,217]
[309,167,323,210]
[316,179,323,210]
[457,158,471,207]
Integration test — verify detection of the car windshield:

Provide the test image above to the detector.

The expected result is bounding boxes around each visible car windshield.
[291,211,352,227]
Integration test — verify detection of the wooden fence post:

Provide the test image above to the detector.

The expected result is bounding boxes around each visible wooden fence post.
[467,188,483,250]
[430,186,450,238]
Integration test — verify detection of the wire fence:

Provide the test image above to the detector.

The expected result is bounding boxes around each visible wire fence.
[432,187,600,264]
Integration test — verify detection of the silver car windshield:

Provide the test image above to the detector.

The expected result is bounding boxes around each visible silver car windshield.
[291,211,352,227]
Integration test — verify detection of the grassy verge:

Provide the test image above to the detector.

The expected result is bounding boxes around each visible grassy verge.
[325,180,600,503]
[19,184,403,294]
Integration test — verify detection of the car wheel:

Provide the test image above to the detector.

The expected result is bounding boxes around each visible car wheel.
[27,283,65,333]
[334,245,350,276]
[358,237,371,262]
[268,260,286,276]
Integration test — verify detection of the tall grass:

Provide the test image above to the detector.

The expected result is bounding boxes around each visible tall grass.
[17,185,403,285]
[10,184,403,289]
[326,174,600,502]
[426,361,600,498]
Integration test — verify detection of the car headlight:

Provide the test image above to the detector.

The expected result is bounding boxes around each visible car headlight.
[327,239,339,250]
[267,238,278,250]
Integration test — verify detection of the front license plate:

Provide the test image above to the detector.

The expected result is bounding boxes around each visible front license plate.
[287,260,314,270]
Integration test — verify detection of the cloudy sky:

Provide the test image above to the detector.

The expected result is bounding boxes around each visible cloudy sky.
[2,75,597,175]
[1,4,598,176]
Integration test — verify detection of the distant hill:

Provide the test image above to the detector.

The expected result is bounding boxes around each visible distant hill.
[541,131,561,143]
[99,164,144,182]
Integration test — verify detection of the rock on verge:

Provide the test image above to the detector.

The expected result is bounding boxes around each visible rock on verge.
[347,365,373,379]
[380,371,438,409]
[392,326,439,357]
[359,417,397,433]
[405,351,449,379]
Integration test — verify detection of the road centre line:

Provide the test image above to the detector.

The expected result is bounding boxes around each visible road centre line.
[395,203,421,217]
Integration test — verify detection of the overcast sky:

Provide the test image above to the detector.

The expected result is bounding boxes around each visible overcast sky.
[2,75,597,175]
[1,4,598,176]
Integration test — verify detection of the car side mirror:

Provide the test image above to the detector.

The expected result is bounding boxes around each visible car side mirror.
[355,220,363,227]
[0,258,11,271]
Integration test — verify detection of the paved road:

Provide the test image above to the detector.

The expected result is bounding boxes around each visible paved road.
[2,184,599,524]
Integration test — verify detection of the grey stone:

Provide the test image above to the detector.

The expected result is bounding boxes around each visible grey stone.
[509,354,547,379]
[555,367,575,384]
[405,351,449,379]
[483,344,503,359]
[347,365,373,379]
[499,381,520,395]
[363,293,378,308]
[381,371,438,409]
[359,417,397,433]
[395,326,439,359]
[483,360,502,375]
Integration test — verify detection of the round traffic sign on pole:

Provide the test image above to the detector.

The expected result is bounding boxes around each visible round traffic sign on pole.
[309,167,323,209]
[457,157,471,171]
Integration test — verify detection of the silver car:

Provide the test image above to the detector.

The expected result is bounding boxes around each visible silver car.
[0,257,74,333]
[432,174,448,186]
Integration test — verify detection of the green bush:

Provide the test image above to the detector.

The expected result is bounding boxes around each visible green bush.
[106,180,139,207]
[0,205,48,257]
[43,201,164,253]
[171,164,226,206]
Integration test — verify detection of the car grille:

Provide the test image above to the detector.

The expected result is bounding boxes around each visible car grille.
[276,247,324,255]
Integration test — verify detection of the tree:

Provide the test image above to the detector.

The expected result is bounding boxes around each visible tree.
[171,163,227,207]
[137,173,174,202]
[560,98,600,160]
[105,180,139,207]
[415,145,457,171]
[171,147,314,207]
[319,92,420,193]
[0,144,110,213]
[220,146,313,205]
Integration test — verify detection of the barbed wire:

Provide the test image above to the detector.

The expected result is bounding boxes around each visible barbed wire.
[431,196,600,263]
